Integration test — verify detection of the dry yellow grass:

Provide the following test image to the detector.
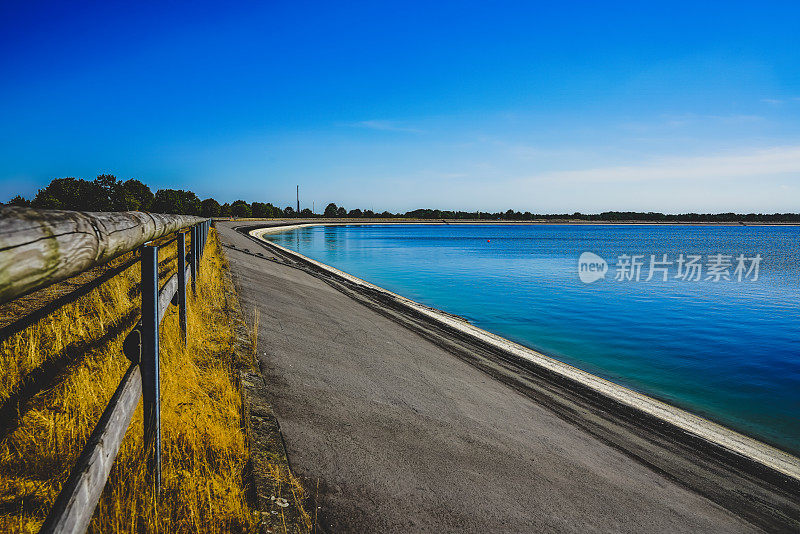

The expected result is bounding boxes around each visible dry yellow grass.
[0,229,310,533]
[0,252,140,409]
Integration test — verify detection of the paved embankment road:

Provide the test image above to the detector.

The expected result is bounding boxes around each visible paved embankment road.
[216,221,794,533]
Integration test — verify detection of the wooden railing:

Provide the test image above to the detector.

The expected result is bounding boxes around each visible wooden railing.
[0,207,211,534]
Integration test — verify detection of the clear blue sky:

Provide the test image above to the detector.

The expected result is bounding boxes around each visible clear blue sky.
[2,1,799,213]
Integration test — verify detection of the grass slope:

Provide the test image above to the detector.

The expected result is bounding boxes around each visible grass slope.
[0,229,310,533]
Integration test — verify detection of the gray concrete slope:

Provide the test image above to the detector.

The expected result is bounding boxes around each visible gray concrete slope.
[216,222,760,533]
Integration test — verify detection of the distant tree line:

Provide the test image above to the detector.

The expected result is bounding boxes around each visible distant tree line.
[5,175,288,218]
[403,208,800,223]
[5,175,799,222]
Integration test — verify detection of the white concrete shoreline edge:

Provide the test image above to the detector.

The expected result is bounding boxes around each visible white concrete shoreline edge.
[250,223,800,482]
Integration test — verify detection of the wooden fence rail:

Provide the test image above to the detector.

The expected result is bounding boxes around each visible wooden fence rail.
[0,207,205,304]
[0,208,211,534]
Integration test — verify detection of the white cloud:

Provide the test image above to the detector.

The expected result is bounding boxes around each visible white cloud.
[534,145,800,184]
[761,98,784,105]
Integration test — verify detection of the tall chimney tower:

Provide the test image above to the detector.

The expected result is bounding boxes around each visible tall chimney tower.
[296,185,300,214]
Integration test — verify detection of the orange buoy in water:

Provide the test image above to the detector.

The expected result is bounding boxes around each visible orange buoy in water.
[487,239,491,243]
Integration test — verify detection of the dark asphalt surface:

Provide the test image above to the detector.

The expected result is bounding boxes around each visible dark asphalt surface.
[216,222,761,533]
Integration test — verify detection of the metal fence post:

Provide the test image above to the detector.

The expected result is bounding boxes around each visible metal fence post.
[177,232,187,343]
[190,225,197,293]
[140,245,161,490]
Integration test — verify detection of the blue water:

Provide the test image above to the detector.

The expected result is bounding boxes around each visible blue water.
[266,224,800,454]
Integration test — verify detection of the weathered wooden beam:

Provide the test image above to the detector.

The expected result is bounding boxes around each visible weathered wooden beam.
[157,265,191,323]
[177,233,187,342]
[0,207,205,305]
[158,274,178,323]
[190,226,197,293]
[39,363,142,534]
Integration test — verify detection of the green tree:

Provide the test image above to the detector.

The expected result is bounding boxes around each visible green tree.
[201,198,222,217]
[220,203,232,217]
[251,202,269,218]
[31,177,109,211]
[152,189,201,215]
[300,208,313,217]
[324,203,338,218]
[6,195,30,207]
[94,174,118,209]
[284,206,295,217]
[117,179,154,211]
[336,206,347,217]
[348,208,362,218]
[265,203,281,217]
[32,192,62,210]
[231,200,252,218]
[111,179,154,211]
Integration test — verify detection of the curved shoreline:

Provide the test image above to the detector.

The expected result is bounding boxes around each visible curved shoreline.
[249,222,800,483]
